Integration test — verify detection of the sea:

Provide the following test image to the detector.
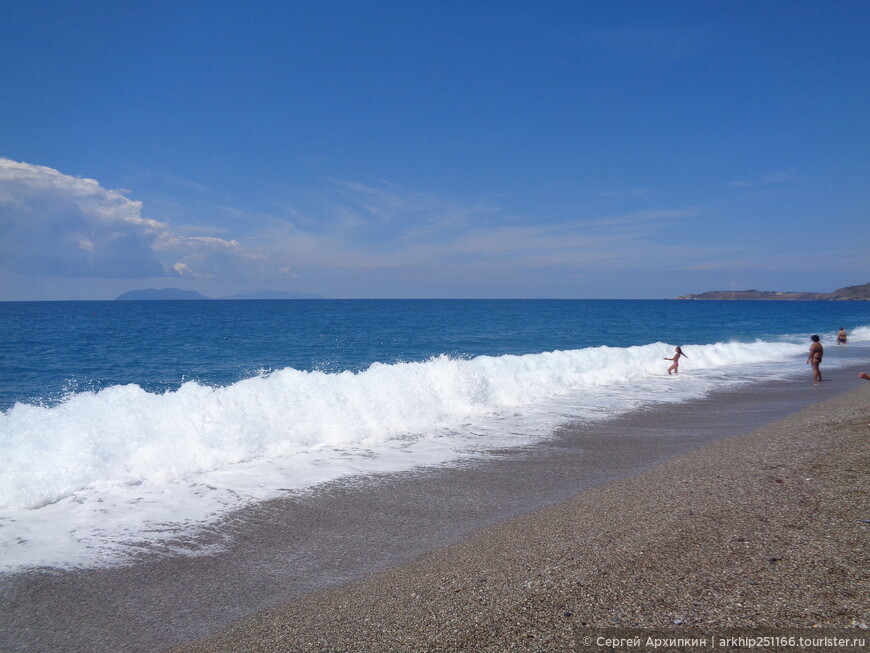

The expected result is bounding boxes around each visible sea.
[2,299,870,573]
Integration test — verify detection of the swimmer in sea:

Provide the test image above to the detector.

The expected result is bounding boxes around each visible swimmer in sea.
[665,346,687,375]
[807,334,823,384]
[837,327,847,345]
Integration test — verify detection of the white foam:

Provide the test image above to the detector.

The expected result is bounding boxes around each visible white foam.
[0,335,866,571]
[848,325,870,342]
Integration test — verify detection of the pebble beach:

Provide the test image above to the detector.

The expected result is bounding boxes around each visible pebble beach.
[3,374,868,653]
[170,384,869,652]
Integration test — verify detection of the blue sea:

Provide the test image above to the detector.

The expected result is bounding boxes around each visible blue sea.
[2,299,870,571]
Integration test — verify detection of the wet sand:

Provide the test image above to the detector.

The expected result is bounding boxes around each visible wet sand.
[1,370,868,652]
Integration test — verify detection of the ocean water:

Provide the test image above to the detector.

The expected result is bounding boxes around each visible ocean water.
[2,299,870,572]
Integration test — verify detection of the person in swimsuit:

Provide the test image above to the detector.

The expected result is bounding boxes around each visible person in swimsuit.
[837,327,847,345]
[807,335,823,384]
[664,346,687,375]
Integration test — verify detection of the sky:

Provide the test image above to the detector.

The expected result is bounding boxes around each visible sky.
[1,0,868,300]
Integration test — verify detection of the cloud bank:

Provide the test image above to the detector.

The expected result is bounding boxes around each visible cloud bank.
[0,158,246,282]
[0,159,167,278]
[0,157,728,299]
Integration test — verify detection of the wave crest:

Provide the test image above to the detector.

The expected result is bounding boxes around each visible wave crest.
[0,339,808,512]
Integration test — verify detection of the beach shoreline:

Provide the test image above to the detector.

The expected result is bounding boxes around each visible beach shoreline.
[1,368,868,652]
[170,382,869,652]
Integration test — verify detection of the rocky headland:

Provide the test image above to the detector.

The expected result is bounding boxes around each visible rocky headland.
[675,282,870,301]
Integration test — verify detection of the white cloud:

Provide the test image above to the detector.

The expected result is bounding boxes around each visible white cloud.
[0,158,168,278]
[255,179,701,276]
[0,158,261,283]
[156,234,250,280]
[0,160,729,298]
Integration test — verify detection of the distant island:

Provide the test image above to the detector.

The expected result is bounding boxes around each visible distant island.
[114,288,326,300]
[675,282,870,301]
[115,288,210,300]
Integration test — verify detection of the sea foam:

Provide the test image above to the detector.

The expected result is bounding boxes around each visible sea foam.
[0,335,862,571]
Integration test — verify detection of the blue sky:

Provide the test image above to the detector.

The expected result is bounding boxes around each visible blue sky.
[1,0,868,300]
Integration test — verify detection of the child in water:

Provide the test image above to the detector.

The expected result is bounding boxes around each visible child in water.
[665,346,687,375]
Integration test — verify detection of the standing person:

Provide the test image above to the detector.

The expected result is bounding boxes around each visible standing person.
[665,346,687,375]
[837,327,847,345]
[807,335,823,384]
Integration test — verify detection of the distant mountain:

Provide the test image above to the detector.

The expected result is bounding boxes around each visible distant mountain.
[115,288,211,300]
[675,282,870,301]
[220,290,326,300]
